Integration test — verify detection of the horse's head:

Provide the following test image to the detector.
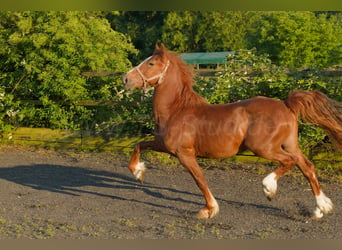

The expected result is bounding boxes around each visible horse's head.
[123,44,170,90]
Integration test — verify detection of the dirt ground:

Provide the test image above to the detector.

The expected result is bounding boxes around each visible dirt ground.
[0,145,341,239]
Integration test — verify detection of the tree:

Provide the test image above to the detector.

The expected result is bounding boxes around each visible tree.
[246,11,342,68]
[196,11,249,52]
[162,11,249,52]
[108,11,168,63]
[0,11,137,129]
[161,11,198,52]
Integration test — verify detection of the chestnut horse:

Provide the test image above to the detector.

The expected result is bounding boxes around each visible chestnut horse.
[123,44,342,219]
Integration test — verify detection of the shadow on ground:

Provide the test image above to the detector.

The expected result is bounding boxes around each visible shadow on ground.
[0,163,286,219]
[0,164,203,211]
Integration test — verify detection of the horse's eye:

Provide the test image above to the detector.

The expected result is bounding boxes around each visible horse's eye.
[148,62,154,66]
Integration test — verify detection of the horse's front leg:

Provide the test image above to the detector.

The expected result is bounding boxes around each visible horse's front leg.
[177,150,219,219]
[128,140,165,183]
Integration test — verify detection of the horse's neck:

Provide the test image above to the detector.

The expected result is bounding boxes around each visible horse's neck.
[152,82,179,130]
[152,76,205,132]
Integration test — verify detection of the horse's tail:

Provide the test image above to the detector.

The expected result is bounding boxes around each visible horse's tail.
[285,90,342,151]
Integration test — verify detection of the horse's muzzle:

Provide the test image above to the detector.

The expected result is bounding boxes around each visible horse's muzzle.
[122,74,137,90]
[122,75,128,85]
[122,74,132,89]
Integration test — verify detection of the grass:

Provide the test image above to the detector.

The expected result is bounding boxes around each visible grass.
[115,217,137,228]
[4,127,153,154]
[0,213,279,239]
[0,214,112,239]
[3,127,341,182]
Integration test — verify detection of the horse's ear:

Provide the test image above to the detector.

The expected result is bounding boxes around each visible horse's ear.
[155,43,167,52]
[154,43,168,60]
[159,43,166,51]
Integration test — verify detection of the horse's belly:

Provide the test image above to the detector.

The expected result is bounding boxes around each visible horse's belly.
[195,134,243,158]
[186,117,247,158]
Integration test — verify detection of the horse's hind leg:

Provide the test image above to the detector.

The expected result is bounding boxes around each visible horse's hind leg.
[259,145,333,219]
[256,148,299,200]
[295,152,333,219]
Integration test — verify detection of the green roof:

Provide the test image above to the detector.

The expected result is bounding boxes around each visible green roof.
[179,51,234,64]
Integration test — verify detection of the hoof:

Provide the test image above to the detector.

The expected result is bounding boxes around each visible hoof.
[196,206,219,219]
[312,208,324,220]
[265,192,275,201]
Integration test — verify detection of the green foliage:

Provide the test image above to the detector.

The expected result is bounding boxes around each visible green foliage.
[195,49,290,103]
[247,11,342,68]
[195,49,285,103]
[0,87,21,136]
[108,11,168,64]
[153,11,342,69]
[0,11,137,130]
[94,87,154,135]
[162,11,248,52]
[195,49,340,102]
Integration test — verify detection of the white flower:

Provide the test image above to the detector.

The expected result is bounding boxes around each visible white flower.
[6,109,19,117]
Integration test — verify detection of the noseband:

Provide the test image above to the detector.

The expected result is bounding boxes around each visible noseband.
[128,56,170,88]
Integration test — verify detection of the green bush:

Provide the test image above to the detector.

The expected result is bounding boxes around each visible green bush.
[0,88,21,137]
[0,11,137,131]
[92,86,154,135]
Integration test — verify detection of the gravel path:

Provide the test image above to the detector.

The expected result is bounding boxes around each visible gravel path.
[0,146,340,239]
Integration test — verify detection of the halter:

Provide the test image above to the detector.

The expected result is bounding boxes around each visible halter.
[128,56,170,89]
